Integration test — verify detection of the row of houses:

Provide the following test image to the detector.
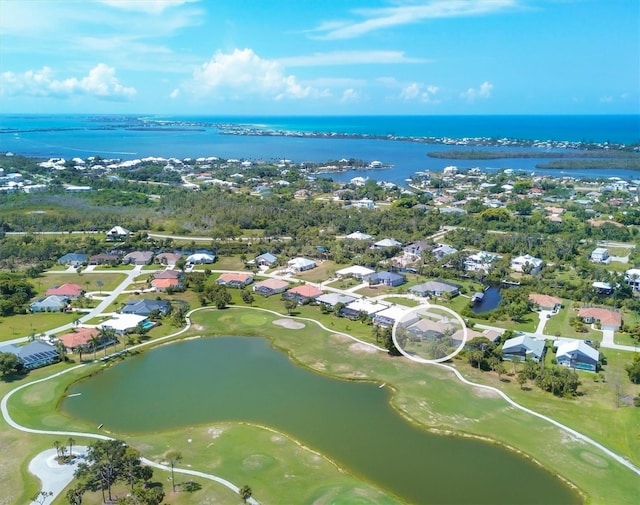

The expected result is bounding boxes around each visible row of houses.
[501,335,600,372]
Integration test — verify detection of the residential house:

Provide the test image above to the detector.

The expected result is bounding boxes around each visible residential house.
[151,277,182,292]
[185,251,216,264]
[155,252,182,267]
[285,284,323,304]
[253,278,289,297]
[590,247,610,264]
[46,283,84,299]
[287,257,317,272]
[99,314,148,335]
[58,327,101,352]
[88,253,121,265]
[403,241,430,259]
[432,244,458,260]
[406,318,449,340]
[367,271,406,287]
[255,252,278,267]
[592,281,613,295]
[373,305,413,328]
[216,272,254,288]
[578,307,622,331]
[373,238,401,249]
[352,198,375,209]
[344,231,373,240]
[122,299,171,317]
[335,265,376,280]
[0,341,60,370]
[501,336,546,362]
[30,295,69,312]
[528,293,562,312]
[153,270,182,280]
[106,226,130,241]
[341,299,389,319]
[464,251,501,273]
[624,268,640,290]
[556,340,599,372]
[410,280,460,298]
[510,254,544,275]
[58,253,88,267]
[316,293,356,308]
[123,251,154,265]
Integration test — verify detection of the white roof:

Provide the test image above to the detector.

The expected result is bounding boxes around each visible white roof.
[556,340,599,362]
[625,268,640,278]
[345,299,389,315]
[108,226,130,235]
[336,265,375,277]
[374,305,411,321]
[99,314,146,332]
[288,257,316,268]
[374,238,401,248]
[345,231,373,240]
[511,254,543,266]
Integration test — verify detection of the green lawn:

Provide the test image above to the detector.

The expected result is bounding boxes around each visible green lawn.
[383,297,420,307]
[544,302,604,341]
[294,260,345,282]
[0,312,78,342]
[324,277,362,289]
[39,272,127,294]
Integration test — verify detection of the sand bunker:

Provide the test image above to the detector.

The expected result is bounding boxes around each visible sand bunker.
[349,342,379,354]
[273,318,305,329]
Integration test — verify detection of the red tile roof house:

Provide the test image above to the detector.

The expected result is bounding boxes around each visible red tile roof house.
[216,272,254,288]
[285,284,323,305]
[528,293,562,312]
[46,283,84,299]
[58,327,101,352]
[151,277,182,292]
[578,307,622,331]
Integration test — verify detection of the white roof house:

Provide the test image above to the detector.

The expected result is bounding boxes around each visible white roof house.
[98,314,147,334]
[344,299,389,315]
[186,252,216,264]
[345,231,373,240]
[336,265,376,278]
[106,226,130,239]
[373,238,401,249]
[624,268,640,290]
[287,257,317,271]
[590,247,610,264]
[556,340,599,372]
[510,254,544,274]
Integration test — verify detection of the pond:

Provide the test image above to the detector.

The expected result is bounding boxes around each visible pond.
[472,286,503,314]
[61,337,580,505]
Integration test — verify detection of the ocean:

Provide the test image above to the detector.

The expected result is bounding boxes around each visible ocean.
[1,114,639,185]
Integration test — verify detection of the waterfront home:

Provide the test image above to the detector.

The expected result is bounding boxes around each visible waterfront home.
[99,314,148,335]
[58,327,101,352]
[367,271,406,287]
[255,252,278,267]
[556,340,599,372]
[502,336,545,362]
[253,278,289,297]
[285,284,323,304]
[464,251,501,273]
[30,295,69,312]
[122,299,171,317]
[510,254,544,275]
[410,280,460,298]
[0,341,60,370]
[106,225,130,241]
[123,251,154,266]
[58,253,88,267]
[528,293,562,312]
[335,265,376,280]
[185,251,216,264]
[577,307,622,331]
[316,293,357,308]
[216,272,254,288]
[590,247,610,264]
[46,283,84,299]
[287,257,317,272]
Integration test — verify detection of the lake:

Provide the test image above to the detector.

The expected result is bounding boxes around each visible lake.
[472,286,503,314]
[61,336,580,504]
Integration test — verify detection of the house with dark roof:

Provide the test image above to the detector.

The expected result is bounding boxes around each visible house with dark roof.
[122,299,171,317]
[0,341,60,370]
[501,336,546,362]
[89,253,121,265]
[253,278,289,297]
[58,253,88,267]
[410,280,460,298]
[30,295,69,312]
[367,271,406,287]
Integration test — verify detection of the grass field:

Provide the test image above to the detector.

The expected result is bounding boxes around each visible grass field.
[544,302,603,341]
[38,272,127,294]
[0,312,78,342]
[294,261,344,282]
[1,302,639,504]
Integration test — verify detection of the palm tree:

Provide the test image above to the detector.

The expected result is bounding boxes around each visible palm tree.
[166,451,182,492]
[89,333,101,361]
[67,437,75,457]
[53,440,60,457]
[239,484,253,503]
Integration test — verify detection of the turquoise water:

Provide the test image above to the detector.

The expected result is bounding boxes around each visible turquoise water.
[62,336,581,505]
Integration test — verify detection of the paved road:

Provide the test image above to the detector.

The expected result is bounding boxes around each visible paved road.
[28,447,88,505]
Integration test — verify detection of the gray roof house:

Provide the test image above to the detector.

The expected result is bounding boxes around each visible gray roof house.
[367,271,406,287]
[58,253,88,267]
[0,341,60,370]
[30,295,69,312]
[123,251,154,265]
[255,252,278,266]
[410,280,460,297]
[316,293,357,307]
[502,335,546,362]
[121,299,171,317]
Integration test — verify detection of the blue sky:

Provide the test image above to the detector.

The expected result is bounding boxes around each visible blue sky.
[0,0,638,115]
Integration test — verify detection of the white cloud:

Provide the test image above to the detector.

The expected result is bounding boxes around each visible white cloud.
[0,64,136,100]
[400,82,439,103]
[460,81,493,102]
[169,88,180,99]
[311,0,518,40]
[277,50,426,67]
[97,0,199,14]
[340,88,361,103]
[187,48,324,101]
[599,96,613,103]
